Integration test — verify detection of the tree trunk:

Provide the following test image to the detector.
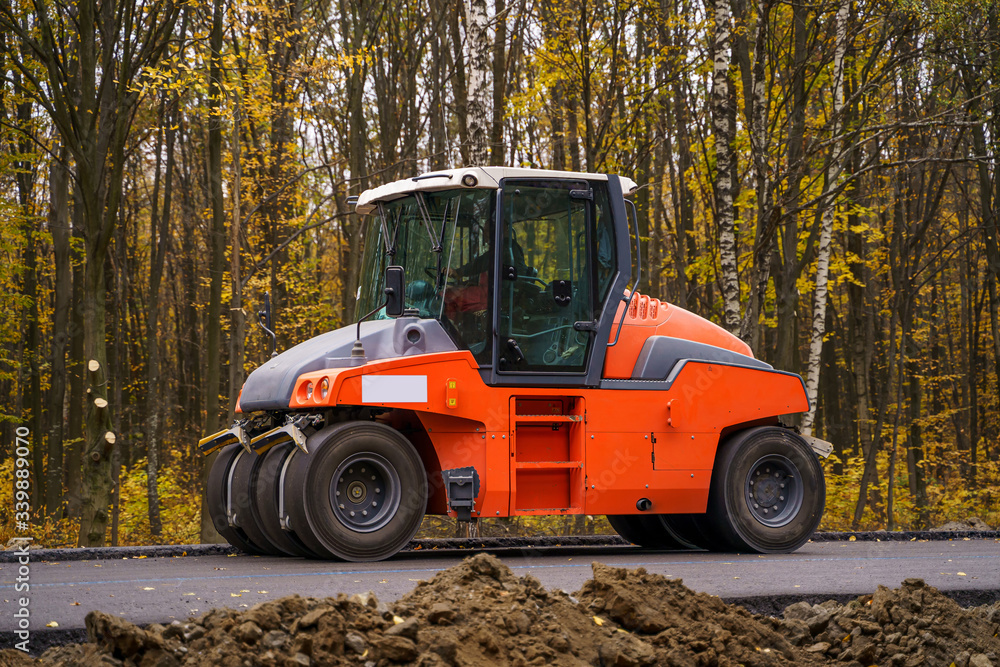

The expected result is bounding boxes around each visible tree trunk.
[145,94,178,538]
[711,0,740,333]
[490,0,506,166]
[201,0,227,543]
[47,146,71,519]
[463,0,492,166]
[737,0,776,352]
[228,100,245,423]
[66,192,86,518]
[802,0,848,434]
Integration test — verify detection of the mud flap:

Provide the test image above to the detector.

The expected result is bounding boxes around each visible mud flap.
[442,467,480,522]
[800,434,834,458]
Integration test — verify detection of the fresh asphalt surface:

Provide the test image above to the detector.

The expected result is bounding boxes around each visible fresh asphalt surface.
[2,537,998,651]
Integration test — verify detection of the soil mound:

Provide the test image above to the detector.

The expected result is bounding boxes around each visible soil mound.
[2,556,998,667]
[930,517,994,531]
[765,578,1000,666]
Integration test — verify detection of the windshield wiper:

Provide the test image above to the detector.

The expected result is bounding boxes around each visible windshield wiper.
[375,201,398,257]
[414,192,443,253]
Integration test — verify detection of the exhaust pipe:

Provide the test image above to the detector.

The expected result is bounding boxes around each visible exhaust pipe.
[636,498,652,512]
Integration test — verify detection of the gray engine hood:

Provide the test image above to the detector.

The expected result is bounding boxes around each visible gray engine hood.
[239,318,458,412]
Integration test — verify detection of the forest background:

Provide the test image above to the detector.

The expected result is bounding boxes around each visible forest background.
[0,0,998,548]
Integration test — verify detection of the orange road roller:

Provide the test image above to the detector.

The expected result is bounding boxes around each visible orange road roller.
[200,167,831,562]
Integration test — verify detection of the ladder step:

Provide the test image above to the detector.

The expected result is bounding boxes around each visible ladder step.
[514,414,582,423]
[514,460,583,469]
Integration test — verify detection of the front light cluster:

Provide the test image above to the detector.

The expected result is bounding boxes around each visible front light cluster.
[297,376,333,405]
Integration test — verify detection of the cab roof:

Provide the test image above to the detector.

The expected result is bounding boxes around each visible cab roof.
[354,166,638,215]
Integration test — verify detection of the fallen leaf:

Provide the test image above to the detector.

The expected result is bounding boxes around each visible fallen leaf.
[142,587,156,591]
[46,622,59,628]
[593,616,604,626]
[849,536,856,542]
[183,593,195,596]
[957,572,967,576]
[392,615,405,624]
[257,591,268,594]
[231,593,242,598]
[240,590,250,593]
[71,602,80,606]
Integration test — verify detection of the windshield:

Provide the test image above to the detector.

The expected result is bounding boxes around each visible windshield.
[357,188,496,363]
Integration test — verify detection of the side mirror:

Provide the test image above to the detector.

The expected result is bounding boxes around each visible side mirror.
[384,266,405,318]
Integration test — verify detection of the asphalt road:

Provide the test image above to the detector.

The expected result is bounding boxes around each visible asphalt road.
[1,537,998,639]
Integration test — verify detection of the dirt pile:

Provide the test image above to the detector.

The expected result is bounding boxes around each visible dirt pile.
[1,556,998,667]
[930,517,994,532]
[764,578,1000,666]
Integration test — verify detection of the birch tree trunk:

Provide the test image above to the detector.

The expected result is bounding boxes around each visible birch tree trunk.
[463,0,492,166]
[802,0,849,435]
[712,0,741,333]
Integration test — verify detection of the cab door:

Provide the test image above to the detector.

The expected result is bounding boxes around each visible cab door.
[493,179,597,381]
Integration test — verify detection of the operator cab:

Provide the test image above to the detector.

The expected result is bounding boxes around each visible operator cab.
[355,167,637,387]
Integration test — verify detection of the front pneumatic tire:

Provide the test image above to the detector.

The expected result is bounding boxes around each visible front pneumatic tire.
[707,426,825,553]
[284,421,428,562]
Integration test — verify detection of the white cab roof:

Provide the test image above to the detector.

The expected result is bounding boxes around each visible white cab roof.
[354,166,638,215]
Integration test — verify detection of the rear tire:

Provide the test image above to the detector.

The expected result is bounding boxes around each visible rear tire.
[284,422,427,562]
[229,449,287,556]
[706,426,825,553]
[206,444,267,556]
[607,514,699,550]
[252,443,317,558]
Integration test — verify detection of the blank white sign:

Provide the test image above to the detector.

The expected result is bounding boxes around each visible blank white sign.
[361,375,428,403]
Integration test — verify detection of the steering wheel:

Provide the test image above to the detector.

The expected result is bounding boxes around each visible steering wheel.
[517,274,549,289]
[425,267,458,287]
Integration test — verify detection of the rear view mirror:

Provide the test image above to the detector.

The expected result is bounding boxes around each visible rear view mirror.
[384,266,405,317]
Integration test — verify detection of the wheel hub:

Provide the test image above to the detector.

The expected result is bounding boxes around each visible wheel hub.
[744,454,803,528]
[347,481,367,503]
[330,453,400,533]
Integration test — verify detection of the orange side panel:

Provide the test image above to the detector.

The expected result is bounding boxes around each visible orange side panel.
[603,292,754,379]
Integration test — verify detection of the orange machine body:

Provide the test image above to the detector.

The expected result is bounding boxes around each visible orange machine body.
[284,292,808,520]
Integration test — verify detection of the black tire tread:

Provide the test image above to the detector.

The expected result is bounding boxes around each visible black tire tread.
[206,444,268,556]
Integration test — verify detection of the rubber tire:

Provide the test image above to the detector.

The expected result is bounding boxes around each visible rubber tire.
[206,444,267,556]
[230,447,292,556]
[660,514,730,551]
[252,443,317,558]
[284,421,427,562]
[607,514,699,550]
[705,426,825,553]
